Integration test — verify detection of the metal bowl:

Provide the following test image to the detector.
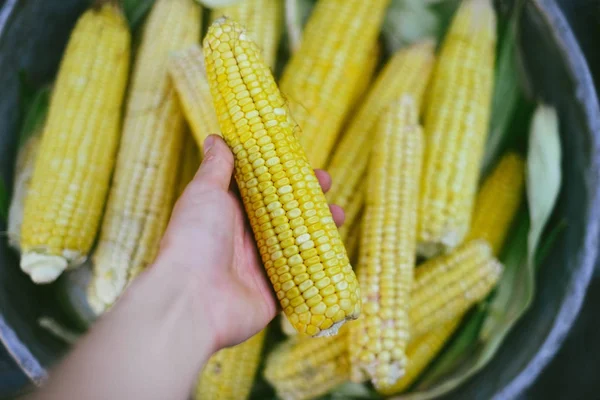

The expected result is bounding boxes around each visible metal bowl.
[0,0,598,398]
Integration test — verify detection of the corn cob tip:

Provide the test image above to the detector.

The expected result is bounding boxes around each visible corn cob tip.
[314,319,346,338]
[417,232,462,258]
[20,253,68,284]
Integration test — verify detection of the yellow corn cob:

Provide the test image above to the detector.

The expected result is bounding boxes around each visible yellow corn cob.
[282,188,364,338]
[280,311,299,336]
[280,0,391,168]
[380,155,523,394]
[211,0,282,69]
[466,152,525,255]
[9,134,42,252]
[204,18,360,337]
[88,0,201,313]
[8,101,48,252]
[265,331,350,400]
[176,129,201,197]
[326,40,435,231]
[379,318,463,395]
[410,240,502,337]
[336,178,365,244]
[19,4,130,284]
[347,43,381,113]
[349,96,423,389]
[169,45,220,150]
[418,0,497,257]
[195,330,265,400]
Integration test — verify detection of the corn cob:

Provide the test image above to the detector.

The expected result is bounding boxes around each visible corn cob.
[265,331,350,400]
[88,0,201,313]
[349,96,423,389]
[282,194,363,338]
[418,0,497,257]
[281,204,363,338]
[466,152,525,255]
[347,43,381,113]
[382,155,523,394]
[19,4,130,284]
[326,40,435,232]
[204,18,360,337]
[176,129,201,198]
[379,318,463,395]
[8,88,50,251]
[9,134,42,252]
[280,0,391,168]
[196,330,266,400]
[410,240,502,337]
[211,0,282,70]
[280,311,299,337]
[169,45,220,150]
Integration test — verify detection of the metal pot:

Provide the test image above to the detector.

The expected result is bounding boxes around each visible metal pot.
[0,0,598,398]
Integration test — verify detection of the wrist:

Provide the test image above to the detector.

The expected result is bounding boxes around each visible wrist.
[133,259,219,360]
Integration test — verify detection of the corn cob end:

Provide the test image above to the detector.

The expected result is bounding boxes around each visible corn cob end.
[417,233,462,258]
[20,253,69,284]
[314,319,346,338]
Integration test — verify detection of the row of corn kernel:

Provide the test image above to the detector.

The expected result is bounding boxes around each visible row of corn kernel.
[348,96,423,390]
[87,0,201,314]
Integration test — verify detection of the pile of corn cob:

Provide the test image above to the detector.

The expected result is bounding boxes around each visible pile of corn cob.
[7,0,530,398]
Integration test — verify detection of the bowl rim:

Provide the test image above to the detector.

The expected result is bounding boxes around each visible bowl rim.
[495,0,600,397]
[0,0,599,397]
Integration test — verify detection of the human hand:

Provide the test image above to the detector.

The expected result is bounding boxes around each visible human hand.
[154,135,345,350]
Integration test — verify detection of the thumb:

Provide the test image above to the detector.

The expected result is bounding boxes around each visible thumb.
[194,134,234,191]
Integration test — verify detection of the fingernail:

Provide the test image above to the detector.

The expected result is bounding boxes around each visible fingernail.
[204,135,216,156]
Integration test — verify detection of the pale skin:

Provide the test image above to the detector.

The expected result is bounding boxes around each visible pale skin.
[29,135,345,400]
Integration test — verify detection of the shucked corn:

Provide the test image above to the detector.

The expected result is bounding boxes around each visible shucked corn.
[327,40,435,232]
[196,331,266,400]
[20,3,130,283]
[88,0,201,313]
[467,152,526,254]
[418,0,497,257]
[265,331,350,400]
[203,18,360,337]
[349,96,423,390]
[169,45,220,151]
[8,88,50,252]
[280,0,391,168]
[410,240,502,338]
[379,318,463,395]
[211,0,282,70]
